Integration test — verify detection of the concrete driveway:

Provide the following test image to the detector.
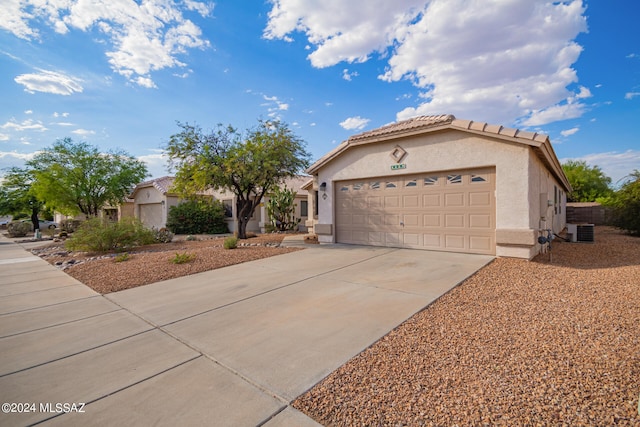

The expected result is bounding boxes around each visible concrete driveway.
[0,237,493,426]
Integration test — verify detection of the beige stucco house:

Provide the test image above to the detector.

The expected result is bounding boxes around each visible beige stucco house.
[304,114,571,259]
[128,175,310,233]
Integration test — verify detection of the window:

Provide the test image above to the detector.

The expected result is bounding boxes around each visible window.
[340,185,349,191]
[385,182,397,188]
[314,191,319,216]
[370,181,380,190]
[471,174,487,183]
[300,200,308,217]
[223,200,233,218]
[405,179,417,187]
[447,174,462,184]
[424,176,439,185]
[353,183,364,190]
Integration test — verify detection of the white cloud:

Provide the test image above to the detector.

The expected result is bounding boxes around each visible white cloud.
[261,94,290,115]
[342,69,359,81]
[562,150,640,187]
[0,134,9,141]
[625,92,640,100]
[0,150,38,173]
[266,0,588,127]
[137,151,170,179]
[2,1,211,87]
[15,70,83,95]
[71,128,95,136]
[1,118,48,132]
[560,127,579,137]
[24,110,33,114]
[340,116,370,130]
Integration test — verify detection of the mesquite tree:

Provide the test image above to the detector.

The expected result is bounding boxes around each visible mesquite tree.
[165,119,310,239]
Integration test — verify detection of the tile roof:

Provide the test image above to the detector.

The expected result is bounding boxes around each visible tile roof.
[348,114,455,142]
[131,176,175,197]
[307,114,570,191]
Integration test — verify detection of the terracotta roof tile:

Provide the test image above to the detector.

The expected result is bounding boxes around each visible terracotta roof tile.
[348,114,455,142]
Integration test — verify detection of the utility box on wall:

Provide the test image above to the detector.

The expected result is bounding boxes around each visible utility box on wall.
[540,193,552,219]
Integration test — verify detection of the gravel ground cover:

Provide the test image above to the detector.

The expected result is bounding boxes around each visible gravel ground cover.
[30,234,302,294]
[294,226,640,426]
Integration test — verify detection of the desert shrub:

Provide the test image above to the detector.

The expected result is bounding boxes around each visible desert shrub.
[166,198,228,235]
[60,219,83,233]
[604,170,640,235]
[223,236,238,249]
[66,217,155,252]
[7,221,31,237]
[114,252,130,262]
[172,252,196,264]
[153,227,174,243]
[186,234,198,241]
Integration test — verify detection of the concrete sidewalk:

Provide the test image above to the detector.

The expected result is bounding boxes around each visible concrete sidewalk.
[0,235,493,426]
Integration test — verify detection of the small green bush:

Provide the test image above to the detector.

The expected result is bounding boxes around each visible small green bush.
[60,219,82,233]
[153,227,174,243]
[114,252,130,262]
[223,236,238,249]
[166,198,228,235]
[66,218,155,252]
[7,221,31,237]
[172,252,196,264]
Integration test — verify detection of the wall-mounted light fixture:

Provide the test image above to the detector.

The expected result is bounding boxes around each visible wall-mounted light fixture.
[319,182,328,200]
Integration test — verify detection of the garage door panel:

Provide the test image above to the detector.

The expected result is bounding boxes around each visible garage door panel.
[403,233,420,245]
[352,230,367,243]
[352,214,366,225]
[384,214,400,226]
[470,235,492,251]
[469,191,491,206]
[423,194,441,207]
[384,196,400,208]
[423,234,441,247]
[385,233,400,245]
[445,193,465,207]
[368,196,382,208]
[368,215,383,226]
[353,197,367,209]
[369,232,383,244]
[445,234,465,249]
[423,214,440,227]
[403,195,419,208]
[335,168,495,254]
[469,214,491,228]
[445,214,465,228]
[403,214,419,227]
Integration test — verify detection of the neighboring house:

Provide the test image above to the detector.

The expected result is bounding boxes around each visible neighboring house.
[128,175,310,233]
[128,176,182,230]
[305,114,571,259]
[209,175,310,233]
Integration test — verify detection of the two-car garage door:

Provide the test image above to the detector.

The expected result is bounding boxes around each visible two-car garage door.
[335,168,496,255]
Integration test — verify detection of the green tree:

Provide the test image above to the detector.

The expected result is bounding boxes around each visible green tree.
[27,138,148,217]
[606,170,640,235]
[562,160,613,202]
[266,186,299,231]
[165,119,311,239]
[0,167,45,231]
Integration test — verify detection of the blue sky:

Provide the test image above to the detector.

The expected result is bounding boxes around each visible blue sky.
[1,0,638,186]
